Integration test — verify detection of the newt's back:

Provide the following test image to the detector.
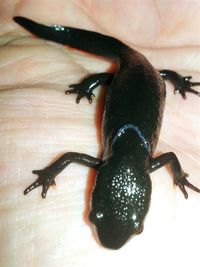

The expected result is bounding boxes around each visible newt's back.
[103,48,166,154]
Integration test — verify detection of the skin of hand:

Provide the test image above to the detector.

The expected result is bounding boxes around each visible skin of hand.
[0,1,200,267]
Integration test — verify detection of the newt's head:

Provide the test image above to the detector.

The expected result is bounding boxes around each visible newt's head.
[89,158,151,249]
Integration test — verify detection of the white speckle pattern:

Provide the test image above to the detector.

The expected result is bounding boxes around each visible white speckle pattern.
[53,25,65,31]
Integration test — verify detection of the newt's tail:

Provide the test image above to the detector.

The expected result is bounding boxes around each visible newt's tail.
[13,16,124,59]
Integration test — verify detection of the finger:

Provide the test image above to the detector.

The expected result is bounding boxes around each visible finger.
[178,184,188,199]
[65,89,77,95]
[24,180,40,195]
[76,94,82,103]
[32,170,42,175]
[187,88,200,97]
[41,183,51,199]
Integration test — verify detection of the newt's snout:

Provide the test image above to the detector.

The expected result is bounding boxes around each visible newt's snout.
[99,225,144,250]
[89,213,144,249]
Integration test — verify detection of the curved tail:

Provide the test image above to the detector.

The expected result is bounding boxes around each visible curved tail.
[13,16,125,59]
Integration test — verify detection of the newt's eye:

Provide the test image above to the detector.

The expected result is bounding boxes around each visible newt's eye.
[89,211,104,223]
[96,211,104,220]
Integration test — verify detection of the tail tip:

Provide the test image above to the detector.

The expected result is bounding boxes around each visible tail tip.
[13,16,22,23]
[13,16,29,26]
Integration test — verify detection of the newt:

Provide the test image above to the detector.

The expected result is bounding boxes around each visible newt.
[13,16,200,249]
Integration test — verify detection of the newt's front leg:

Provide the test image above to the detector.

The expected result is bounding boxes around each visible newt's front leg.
[24,152,102,198]
[149,152,200,199]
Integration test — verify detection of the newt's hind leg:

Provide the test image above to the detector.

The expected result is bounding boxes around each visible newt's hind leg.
[66,72,114,103]
[160,70,200,99]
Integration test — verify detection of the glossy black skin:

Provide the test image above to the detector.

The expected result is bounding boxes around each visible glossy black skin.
[14,17,200,249]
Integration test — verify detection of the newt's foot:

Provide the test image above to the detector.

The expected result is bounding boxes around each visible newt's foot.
[24,168,56,198]
[175,173,200,199]
[66,83,95,104]
[174,76,200,99]
[160,70,200,99]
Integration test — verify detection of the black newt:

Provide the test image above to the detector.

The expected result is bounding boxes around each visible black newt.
[13,16,200,249]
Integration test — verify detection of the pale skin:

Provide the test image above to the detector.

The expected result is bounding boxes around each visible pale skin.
[0,0,200,266]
